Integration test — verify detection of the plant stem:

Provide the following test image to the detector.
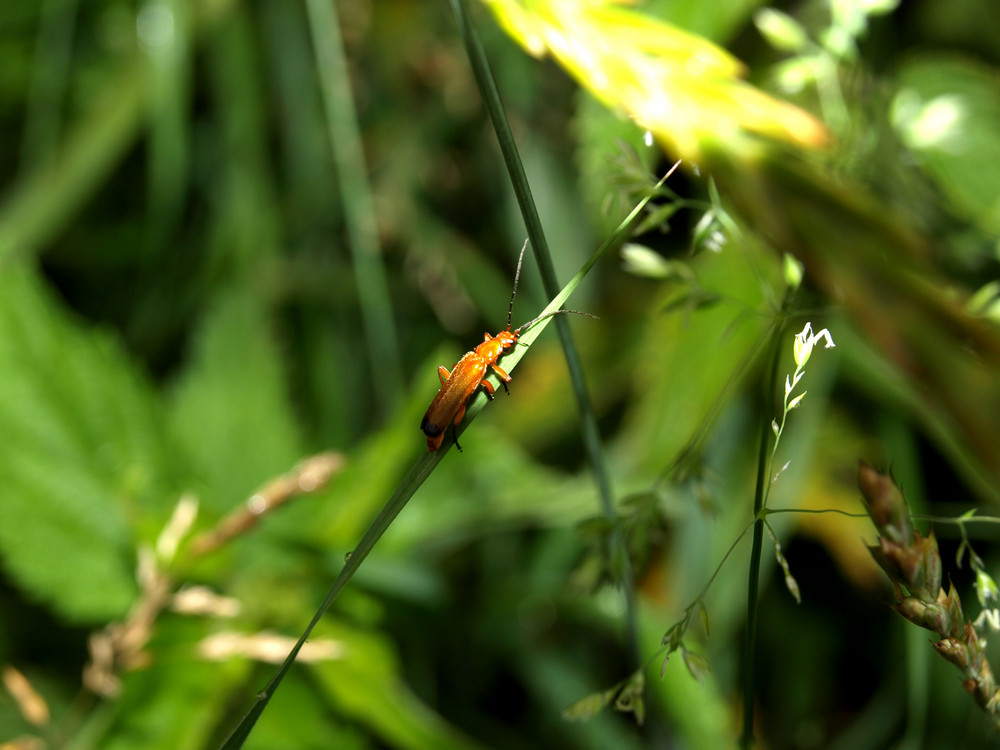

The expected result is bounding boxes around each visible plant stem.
[741,321,784,748]
[220,454,438,749]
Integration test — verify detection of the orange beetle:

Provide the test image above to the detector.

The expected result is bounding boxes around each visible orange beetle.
[421,241,594,452]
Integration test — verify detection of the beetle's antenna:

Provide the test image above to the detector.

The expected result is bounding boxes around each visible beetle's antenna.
[507,239,529,331]
[515,308,598,335]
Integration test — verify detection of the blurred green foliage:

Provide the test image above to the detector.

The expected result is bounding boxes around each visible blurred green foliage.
[1,0,1000,748]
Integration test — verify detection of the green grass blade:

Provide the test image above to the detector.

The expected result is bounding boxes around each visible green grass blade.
[219,452,436,749]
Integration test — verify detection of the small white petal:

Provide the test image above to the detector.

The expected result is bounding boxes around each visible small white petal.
[815,328,836,348]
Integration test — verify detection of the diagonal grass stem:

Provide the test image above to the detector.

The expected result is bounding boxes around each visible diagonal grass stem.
[447,0,646,668]
[304,0,403,417]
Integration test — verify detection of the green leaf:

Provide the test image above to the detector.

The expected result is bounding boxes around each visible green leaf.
[680,646,712,684]
[562,686,619,722]
[170,290,303,513]
[766,523,802,604]
[99,652,248,750]
[0,265,177,622]
[698,600,711,637]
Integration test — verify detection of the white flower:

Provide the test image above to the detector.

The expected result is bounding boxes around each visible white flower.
[793,322,835,368]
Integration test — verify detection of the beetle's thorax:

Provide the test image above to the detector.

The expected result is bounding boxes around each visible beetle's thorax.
[476,329,518,365]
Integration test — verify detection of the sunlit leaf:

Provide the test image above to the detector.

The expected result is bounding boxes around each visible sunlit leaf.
[0,265,179,622]
[484,0,830,158]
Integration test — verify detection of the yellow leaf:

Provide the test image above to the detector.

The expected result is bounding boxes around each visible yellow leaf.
[483,0,831,158]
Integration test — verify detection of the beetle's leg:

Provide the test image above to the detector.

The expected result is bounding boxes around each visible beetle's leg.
[490,363,511,394]
[450,401,467,452]
[449,399,469,451]
[479,378,496,401]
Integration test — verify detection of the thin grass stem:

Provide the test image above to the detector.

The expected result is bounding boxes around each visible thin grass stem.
[446,0,644,667]
[304,0,403,417]
[219,453,437,750]
[741,319,785,749]
[217,229,628,747]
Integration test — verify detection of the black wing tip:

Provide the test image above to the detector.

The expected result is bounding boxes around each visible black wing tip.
[420,416,444,437]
